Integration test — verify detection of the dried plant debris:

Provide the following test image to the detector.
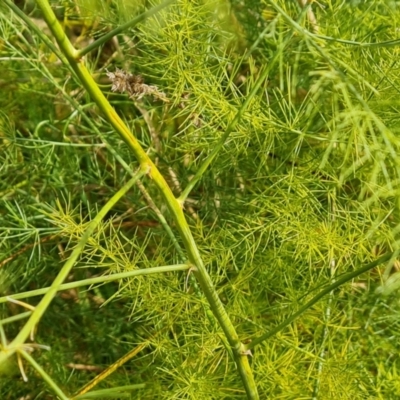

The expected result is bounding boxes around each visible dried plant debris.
[106,68,168,102]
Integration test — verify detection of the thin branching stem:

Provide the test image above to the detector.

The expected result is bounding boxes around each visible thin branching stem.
[0,312,32,325]
[75,0,176,59]
[0,264,190,304]
[19,349,69,400]
[2,0,69,65]
[178,29,295,203]
[246,251,396,351]
[312,192,336,399]
[72,385,146,399]
[267,0,400,48]
[0,169,146,364]
[136,180,187,261]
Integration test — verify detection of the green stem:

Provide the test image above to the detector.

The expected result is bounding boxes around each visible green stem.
[3,0,69,66]
[0,169,145,364]
[75,0,176,59]
[246,251,395,351]
[136,180,187,261]
[73,385,146,399]
[267,0,400,48]
[0,264,190,304]
[178,28,294,203]
[16,2,259,397]
[0,312,32,325]
[19,349,69,400]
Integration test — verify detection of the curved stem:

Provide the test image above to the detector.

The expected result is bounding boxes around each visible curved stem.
[267,0,400,48]
[246,251,395,351]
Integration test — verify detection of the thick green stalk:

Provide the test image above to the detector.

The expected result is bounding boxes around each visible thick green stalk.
[0,264,190,304]
[28,1,258,398]
[0,170,145,364]
[246,251,395,351]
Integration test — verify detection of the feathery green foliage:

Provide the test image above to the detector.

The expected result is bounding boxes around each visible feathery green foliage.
[1,0,400,398]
